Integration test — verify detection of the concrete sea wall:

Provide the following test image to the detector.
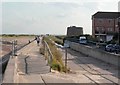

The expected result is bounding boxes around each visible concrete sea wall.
[69,41,120,67]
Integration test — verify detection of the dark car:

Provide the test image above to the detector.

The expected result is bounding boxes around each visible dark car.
[105,44,115,52]
[105,44,120,53]
[114,44,120,52]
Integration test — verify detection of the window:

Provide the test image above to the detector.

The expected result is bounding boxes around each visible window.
[101,28,104,31]
[108,28,113,31]
[96,27,99,31]
[108,19,112,23]
[96,27,104,31]
[98,19,103,23]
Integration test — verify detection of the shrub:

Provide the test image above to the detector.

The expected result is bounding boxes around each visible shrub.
[51,62,61,71]
[43,37,66,72]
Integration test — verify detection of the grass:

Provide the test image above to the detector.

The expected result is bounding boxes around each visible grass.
[43,36,67,72]
[1,34,35,37]
[47,35,66,45]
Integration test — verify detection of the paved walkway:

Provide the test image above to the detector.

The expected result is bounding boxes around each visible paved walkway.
[16,39,48,83]
[58,47,120,84]
[15,39,74,83]
[11,38,120,84]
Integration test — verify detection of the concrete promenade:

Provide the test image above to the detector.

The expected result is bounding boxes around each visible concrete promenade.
[59,47,120,84]
[3,39,75,84]
[3,38,120,84]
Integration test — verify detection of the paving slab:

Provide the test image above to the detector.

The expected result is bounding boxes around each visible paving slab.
[41,73,75,83]
[101,75,120,84]
[84,74,114,84]
[78,64,100,75]
[18,74,44,83]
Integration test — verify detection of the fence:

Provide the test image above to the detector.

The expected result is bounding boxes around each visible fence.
[1,39,35,73]
[43,40,53,72]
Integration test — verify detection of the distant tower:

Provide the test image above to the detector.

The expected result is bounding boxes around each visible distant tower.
[67,26,83,37]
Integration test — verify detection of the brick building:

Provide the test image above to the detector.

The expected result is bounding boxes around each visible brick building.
[67,26,83,37]
[92,12,120,41]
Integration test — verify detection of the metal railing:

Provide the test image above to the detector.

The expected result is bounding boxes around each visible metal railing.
[43,40,53,72]
[1,39,35,65]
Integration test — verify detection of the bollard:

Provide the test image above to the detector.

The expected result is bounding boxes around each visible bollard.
[15,40,17,55]
[12,40,17,57]
[12,41,15,57]
[28,40,30,43]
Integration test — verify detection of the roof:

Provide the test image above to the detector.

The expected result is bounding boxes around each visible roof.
[68,26,83,29]
[92,12,120,19]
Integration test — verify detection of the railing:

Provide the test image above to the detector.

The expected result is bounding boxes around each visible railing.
[43,40,53,72]
[1,39,35,66]
[24,56,29,74]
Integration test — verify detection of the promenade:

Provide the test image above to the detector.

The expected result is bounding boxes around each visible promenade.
[3,38,120,84]
[3,39,75,84]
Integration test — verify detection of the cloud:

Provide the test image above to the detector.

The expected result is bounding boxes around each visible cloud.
[2,1,119,34]
[96,1,119,12]
[2,0,119,3]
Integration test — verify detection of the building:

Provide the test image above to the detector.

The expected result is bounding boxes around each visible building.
[92,12,120,41]
[67,26,83,37]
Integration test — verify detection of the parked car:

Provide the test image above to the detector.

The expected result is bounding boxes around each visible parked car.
[105,44,120,52]
[105,44,115,52]
[79,36,87,44]
[114,44,120,52]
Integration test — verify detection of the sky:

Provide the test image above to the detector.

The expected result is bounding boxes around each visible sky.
[1,0,120,35]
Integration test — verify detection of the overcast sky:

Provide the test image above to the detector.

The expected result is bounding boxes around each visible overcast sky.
[1,0,120,35]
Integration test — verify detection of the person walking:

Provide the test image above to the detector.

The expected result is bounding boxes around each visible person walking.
[35,36,40,46]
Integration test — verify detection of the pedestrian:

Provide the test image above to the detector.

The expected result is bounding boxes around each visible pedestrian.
[36,36,40,46]
[28,40,31,43]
